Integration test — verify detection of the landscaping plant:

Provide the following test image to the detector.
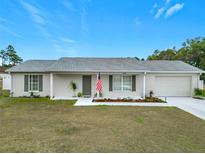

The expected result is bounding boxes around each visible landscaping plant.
[70,81,77,97]
[149,91,154,97]
[77,92,83,97]
[194,88,205,97]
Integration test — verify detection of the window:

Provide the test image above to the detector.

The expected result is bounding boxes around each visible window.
[24,75,43,92]
[30,75,39,91]
[113,76,121,91]
[122,76,132,91]
[113,75,132,91]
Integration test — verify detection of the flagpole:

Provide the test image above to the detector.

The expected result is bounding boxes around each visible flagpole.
[97,73,99,98]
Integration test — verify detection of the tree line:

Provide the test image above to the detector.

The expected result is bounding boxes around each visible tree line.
[147,37,205,81]
[0,45,23,67]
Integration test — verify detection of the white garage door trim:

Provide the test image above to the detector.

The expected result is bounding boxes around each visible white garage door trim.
[155,76,192,97]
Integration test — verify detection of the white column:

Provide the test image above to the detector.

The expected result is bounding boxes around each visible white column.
[143,72,146,99]
[50,73,53,99]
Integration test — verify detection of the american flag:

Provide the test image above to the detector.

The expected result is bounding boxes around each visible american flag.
[96,73,102,92]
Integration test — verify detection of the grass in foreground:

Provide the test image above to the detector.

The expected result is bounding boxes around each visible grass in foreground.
[0,97,205,152]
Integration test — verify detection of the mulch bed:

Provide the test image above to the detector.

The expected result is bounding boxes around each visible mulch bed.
[93,97,166,103]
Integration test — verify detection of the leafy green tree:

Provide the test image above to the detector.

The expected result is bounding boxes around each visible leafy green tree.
[148,48,176,60]
[147,37,205,81]
[134,57,140,60]
[0,49,8,66]
[6,45,23,66]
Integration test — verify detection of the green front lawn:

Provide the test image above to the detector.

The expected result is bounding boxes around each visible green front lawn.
[0,97,205,152]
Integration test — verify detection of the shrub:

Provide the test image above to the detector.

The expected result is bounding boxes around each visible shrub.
[77,92,83,97]
[194,88,203,96]
[0,90,10,97]
[149,91,154,97]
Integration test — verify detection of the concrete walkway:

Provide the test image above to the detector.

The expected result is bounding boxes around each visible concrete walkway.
[74,97,205,120]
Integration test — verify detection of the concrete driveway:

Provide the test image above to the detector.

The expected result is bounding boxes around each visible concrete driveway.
[167,97,205,120]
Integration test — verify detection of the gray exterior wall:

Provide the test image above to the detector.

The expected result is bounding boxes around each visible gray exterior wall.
[145,73,200,96]
[10,73,201,98]
[11,73,50,97]
[53,74,142,98]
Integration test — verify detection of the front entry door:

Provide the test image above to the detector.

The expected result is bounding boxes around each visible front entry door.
[82,75,92,97]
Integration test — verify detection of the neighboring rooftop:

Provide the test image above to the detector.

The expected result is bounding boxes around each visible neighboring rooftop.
[6,57,204,73]
[0,66,11,73]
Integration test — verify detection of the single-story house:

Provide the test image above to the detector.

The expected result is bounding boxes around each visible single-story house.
[0,66,11,90]
[6,57,204,99]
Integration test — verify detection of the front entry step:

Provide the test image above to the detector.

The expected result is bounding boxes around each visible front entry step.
[84,95,91,98]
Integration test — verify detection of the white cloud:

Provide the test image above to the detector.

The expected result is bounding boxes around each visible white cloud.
[166,0,171,4]
[80,0,92,35]
[61,37,77,44]
[155,7,166,19]
[0,17,15,25]
[0,17,8,23]
[150,3,158,13]
[20,0,52,40]
[153,3,158,8]
[152,0,184,19]
[81,7,88,33]
[134,18,141,26]
[0,24,23,38]
[20,0,45,25]
[165,3,184,18]
[54,44,77,54]
[62,0,77,12]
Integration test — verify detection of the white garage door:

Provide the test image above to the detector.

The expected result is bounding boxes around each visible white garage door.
[155,76,191,96]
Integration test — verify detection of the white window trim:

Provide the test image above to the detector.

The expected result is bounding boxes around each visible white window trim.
[113,75,132,92]
[27,75,40,92]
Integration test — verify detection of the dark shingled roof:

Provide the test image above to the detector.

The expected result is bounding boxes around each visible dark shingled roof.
[6,57,204,73]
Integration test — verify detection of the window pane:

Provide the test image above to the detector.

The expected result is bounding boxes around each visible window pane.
[29,75,39,91]
[113,76,121,91]
[39,75,43,91]
[29,75,32,91]
[123,76,132,91]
